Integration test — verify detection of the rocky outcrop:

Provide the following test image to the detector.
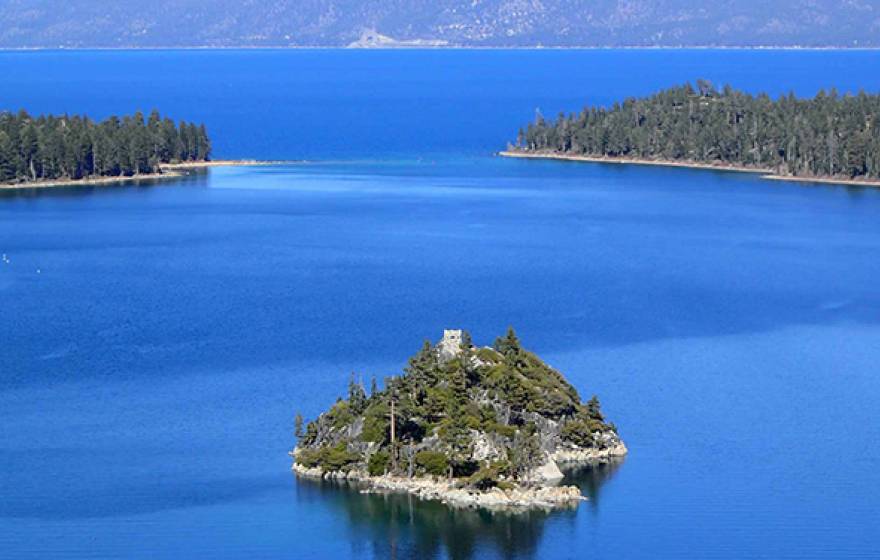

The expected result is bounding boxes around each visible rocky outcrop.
[527,457,565,483]
[552,441,629,464]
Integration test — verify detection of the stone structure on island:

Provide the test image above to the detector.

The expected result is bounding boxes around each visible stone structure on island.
[291,328,627,510]
[436,329,465,361]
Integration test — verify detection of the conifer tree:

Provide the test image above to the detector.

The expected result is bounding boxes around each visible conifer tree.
[0,109,210,184]
[514,82,880,181]
[294,413,304,439]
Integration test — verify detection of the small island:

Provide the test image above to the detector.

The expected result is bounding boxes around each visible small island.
[0,110,212,188]
[291,329,627,510]
[503,81,880,187]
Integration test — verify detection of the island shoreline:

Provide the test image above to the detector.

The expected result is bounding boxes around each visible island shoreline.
[292,442,627,512]
[498,150,880,188]
[0,160,288,191]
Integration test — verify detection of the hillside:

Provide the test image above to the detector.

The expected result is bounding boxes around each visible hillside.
[291,329,626,509]
[0,1,877,48]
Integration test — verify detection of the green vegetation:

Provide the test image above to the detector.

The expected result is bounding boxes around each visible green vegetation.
[295,329,622,485]
[415,451,449,477]
[0,109,210,185]
[513,81,880,181]
[368,450,390,476]
[297,443,360,472]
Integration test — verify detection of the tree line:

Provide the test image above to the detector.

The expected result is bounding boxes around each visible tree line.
[0,109,211,184]
[514,81,880,180]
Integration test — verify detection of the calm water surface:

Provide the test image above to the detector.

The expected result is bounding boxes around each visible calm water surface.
[1,50,879,559]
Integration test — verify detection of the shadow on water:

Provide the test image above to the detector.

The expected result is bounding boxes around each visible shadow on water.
[295,458,623,560]
[563,457,625,512]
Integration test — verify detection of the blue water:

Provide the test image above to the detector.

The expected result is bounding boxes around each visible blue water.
[1,50,880,559]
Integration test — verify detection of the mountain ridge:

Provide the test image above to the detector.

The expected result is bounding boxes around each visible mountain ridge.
[1,1,877,49]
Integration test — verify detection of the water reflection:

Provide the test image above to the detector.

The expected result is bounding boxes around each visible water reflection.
[296,459,623,560]
[566,458,625,512]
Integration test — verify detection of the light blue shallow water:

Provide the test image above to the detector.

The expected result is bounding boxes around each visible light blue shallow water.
[1,50,880,559]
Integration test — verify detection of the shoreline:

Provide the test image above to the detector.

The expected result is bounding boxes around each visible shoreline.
[0,160,282,191]
[291,442,627,512]
[293,463,587,511]
[498,151,880,188]
[499,150,772,174]
[160,159,289,170]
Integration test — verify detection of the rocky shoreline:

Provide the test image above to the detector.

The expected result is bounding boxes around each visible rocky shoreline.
[293,461,585,510]
[551,441,628,464]
[292,441,627,511]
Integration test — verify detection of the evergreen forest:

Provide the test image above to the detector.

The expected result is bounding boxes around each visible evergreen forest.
[514,81,880,180]
[0,110,211,184]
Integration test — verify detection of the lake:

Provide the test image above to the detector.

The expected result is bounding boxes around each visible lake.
[1,49,879,559]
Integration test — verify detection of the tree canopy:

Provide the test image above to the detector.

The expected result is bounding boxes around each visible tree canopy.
[513,82,880,180]
[0,109,210,184]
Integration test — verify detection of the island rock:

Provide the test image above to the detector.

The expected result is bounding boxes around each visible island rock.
[291,328,627,511]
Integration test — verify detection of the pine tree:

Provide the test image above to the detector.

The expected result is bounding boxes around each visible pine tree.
[512,82,880,181]
[0,110,210,184]
[0,131,16,182]
[294,413,304,439]
[510,424,543,480]
[348,373,367,414]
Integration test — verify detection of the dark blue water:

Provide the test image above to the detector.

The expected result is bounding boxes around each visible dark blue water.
[1,50,880,559]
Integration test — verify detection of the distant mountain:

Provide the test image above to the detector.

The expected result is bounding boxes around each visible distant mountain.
[1,1,877,49]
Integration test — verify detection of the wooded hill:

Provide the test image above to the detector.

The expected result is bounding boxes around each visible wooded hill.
[294,329,622,488]
[0,110,210,185]
[514,82,880,181]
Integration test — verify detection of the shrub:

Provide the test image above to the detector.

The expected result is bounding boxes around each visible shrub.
[479,404,498,425]
[298,443,360,472]
[415,450,449,477]
[368,450,390,476]
[468,466,501,490]
[320,442,361,471]
[296,447,323,468]
[476,347,502,364]
[467,460,515,489]
[560,418,604,447]
[487,422,516,438]
[464,414,482,430]
[360,404,388,443]
[329,401,355,430]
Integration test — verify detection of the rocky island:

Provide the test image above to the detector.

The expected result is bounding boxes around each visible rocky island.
[291,328,627,510]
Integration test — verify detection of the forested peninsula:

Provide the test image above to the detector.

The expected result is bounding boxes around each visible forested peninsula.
[291,329,627,510]
[0,110,211,187]
[504,82,880,185]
